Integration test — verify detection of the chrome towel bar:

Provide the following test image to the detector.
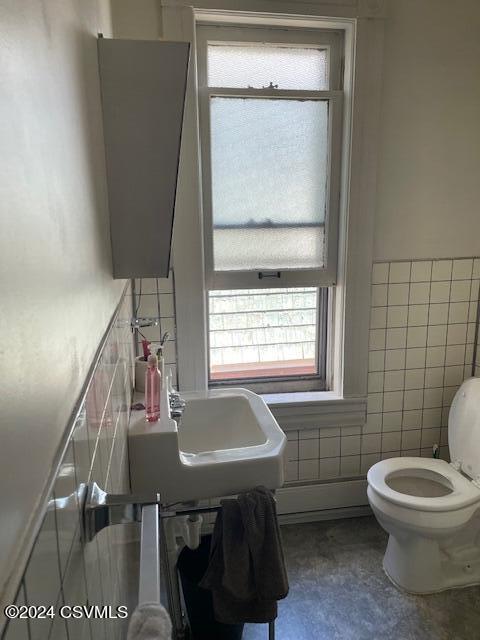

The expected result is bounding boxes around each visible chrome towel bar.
[82,484,162,607]
[139,504,161,605]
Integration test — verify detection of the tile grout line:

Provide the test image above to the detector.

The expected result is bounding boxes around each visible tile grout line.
[403,261,414,453]
[419,260,432,451]
[373,256,479,264]
[470,275,480,377]
[379,261,390,461]
[440,266,454,440]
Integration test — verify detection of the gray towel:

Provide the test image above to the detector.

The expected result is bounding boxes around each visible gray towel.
[200,486,289,624]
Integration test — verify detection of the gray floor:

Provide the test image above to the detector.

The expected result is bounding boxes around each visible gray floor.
[243,516,480,640]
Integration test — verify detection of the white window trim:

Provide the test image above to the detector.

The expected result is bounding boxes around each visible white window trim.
[196,24,343,290]
[162,1,385,428]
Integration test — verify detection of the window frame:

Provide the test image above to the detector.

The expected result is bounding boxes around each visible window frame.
[163,3,384,424]
[196,24,343,392]
[196,24,344,291]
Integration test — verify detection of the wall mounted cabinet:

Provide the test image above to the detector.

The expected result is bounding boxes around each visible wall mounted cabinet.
[98,38,189,278]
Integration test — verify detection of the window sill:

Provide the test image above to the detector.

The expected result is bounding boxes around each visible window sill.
[261,392,367,431]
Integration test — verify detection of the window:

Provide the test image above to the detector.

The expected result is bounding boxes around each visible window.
[209,287,328,387]
[197,24,343,390]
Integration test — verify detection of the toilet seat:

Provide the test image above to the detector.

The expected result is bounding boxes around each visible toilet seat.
[367,457,480,512]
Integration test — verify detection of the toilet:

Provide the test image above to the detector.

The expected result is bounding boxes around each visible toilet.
[367,377,480,594]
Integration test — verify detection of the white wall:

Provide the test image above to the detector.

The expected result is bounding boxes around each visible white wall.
[374,0,480,261]
[110,0,162,38]
[0,0,124,595]
[110,0,480,261]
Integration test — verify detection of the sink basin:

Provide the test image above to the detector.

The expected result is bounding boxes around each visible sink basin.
[128,388,286,503]
[179,394,268,453]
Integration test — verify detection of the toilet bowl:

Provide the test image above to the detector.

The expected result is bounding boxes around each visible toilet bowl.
[367,377,480,593]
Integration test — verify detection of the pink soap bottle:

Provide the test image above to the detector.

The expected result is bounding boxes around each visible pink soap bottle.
[145,354,161,423]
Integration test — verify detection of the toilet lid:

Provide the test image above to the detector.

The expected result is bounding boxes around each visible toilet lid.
[448,377,480,481]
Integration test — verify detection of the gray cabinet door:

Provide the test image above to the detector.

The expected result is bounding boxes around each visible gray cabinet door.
[98,38,189,278]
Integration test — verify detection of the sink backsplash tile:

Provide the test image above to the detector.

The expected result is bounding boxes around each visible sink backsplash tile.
[2,285,135,640]
[133,272,178,387]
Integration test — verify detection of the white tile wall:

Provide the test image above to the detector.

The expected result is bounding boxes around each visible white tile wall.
[130,261,480,487]
[133,273,178,386]
[285,258,479,484]
[3,286,135,640]
[366,259,478,458]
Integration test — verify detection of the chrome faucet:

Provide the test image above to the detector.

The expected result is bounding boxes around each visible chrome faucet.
[169,390,186,418]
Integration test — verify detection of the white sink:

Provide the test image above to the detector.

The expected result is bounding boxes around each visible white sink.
[128,388,286,503]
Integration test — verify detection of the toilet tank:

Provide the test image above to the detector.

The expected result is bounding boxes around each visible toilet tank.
[448,377,480,481]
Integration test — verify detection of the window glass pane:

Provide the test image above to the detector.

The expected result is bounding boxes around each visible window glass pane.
[208,44,328,90]
[209,288,318,380]
[210,98,328,271]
